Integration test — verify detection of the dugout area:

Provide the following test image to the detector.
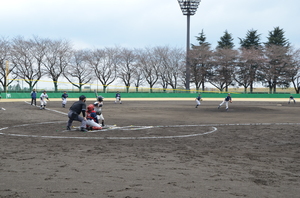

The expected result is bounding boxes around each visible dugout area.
[0,100,299,197]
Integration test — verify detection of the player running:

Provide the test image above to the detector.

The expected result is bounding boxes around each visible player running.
[195,94,202,108]
[94,96,105,127]
[218,93,232,111]
[39,90,50,110]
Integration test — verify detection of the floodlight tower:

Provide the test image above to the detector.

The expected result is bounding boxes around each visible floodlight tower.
[177,0,201,90]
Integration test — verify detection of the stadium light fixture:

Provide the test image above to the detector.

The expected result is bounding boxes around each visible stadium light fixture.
[177,0,201,90]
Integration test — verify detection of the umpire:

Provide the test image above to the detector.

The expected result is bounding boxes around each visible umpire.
[67,95,88,132]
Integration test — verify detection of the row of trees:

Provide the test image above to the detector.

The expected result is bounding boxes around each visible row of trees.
[190,27,300,93]
[0,36,185,93]
[0,27,300,93]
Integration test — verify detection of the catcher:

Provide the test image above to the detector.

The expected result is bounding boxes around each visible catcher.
[218,93,232,111]
[86,104,102,130]
[94,96,105,127]
[195,94,202,108]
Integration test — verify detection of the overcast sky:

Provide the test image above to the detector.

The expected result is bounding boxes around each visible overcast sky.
[1,0,299,50]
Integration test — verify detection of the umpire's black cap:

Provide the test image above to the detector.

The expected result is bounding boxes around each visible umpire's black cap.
[79,95,86,100]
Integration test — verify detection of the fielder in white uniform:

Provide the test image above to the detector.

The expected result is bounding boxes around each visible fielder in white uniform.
[40,90,50,110]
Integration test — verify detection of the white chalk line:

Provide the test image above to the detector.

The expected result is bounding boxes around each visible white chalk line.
[24,101,68,115]
[1,122,300,140]
[0,101,296,140]
[0,120,218,139]
[0,127,218,140]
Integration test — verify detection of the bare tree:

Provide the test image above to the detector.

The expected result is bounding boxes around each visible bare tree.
[158,66,168,92]
[29,36,48,89]
[63,50,94,92]
[189,45,213,92]
[155,47,169,92]
[234,47,265,93]
[288,48,300,93]
[117,47,136,93]
[208,48,237,92]
[158,46,185,92]
[87,47,119,93]
[0,38,17,92]
[138,47,160,93]
[258,45,291,93]
[42,39,72,91]
[132,49,145,92]
[10,36,45,90]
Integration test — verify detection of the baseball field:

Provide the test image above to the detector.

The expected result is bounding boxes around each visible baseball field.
[0,98,299,198]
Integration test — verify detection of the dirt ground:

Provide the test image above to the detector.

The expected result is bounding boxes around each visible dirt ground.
[0,99,299,198]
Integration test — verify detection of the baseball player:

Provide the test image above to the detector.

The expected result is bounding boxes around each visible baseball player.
[218,93,232,111]
[86,104,102,130]
[39,90,50,110]
[94,96,105,127]
[288,95,296,104]
[115,91,122,104]
[61,91,68,108]
[195,94,202,108]
[67,95,88,132]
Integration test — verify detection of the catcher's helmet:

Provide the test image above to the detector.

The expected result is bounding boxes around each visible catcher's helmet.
[97,96,104,102]
[87,104,94,111]
[79,95,86,100]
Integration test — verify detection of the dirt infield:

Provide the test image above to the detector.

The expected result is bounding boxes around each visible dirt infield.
[0,99,299,198]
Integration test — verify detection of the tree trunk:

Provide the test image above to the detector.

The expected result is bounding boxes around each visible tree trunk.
[201,81,205,92]
[149,85,153,93]
[54,82,58,92]
[102,85,107,93]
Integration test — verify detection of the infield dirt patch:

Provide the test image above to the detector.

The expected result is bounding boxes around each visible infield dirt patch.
[0,100,299,198]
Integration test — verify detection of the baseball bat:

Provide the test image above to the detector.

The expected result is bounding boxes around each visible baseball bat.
[94,89,98,98]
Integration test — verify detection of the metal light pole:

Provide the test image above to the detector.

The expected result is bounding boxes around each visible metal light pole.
[177,0,201,90]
